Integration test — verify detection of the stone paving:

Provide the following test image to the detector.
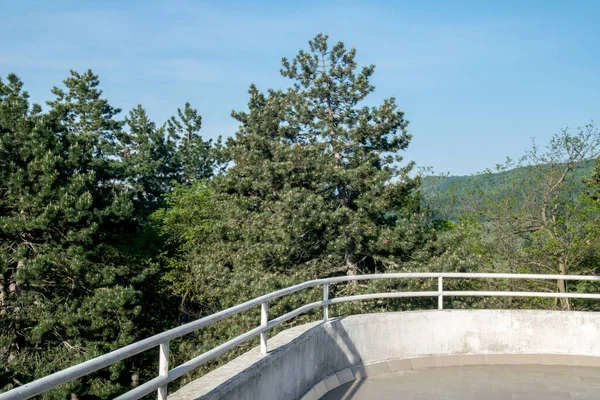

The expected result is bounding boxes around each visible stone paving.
[322,365,600,400]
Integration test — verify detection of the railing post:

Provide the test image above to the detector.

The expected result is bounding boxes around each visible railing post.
[157,341,169,400]
[260,301,269,355]
[323,283,329,321]
[438,276,444,310]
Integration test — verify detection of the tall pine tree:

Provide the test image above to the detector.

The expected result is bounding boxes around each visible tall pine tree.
[279,33,418,277]
[169,33,421,317]
[167,102,225,184]
[0,71,152,399]
[121,104,177,218]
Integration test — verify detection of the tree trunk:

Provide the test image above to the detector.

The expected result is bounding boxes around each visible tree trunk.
[346,253,357,277]
[6,261,23,362]
[0,275,6,317]
[346,252,358,291]
[131,373,140,388]
[8,260,23,298]
[557,261,570,311]
[321,51,357,289]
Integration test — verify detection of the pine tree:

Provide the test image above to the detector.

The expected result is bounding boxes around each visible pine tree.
[215,33,418,280]
[167,102,225,184]
[279,33,418,277]
[0,74,36,359]
[166,33,420,318]
[47,70,122,188]
[0,71,149,399]
[121,104,177,217]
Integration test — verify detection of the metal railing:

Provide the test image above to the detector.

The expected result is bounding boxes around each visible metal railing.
[2,272,600,400]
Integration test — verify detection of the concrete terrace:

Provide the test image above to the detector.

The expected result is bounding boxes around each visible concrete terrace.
[171,310,600,400]
[323,365,600,400]
[5,273,600,400]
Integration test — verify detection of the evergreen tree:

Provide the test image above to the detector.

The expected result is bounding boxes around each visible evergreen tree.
[46,70,122,188]
[279,33,419,277]
[216,33,418,280]
[149,35,424,378]
[165,33,420,320]
[0,71,149,399]
[121,104,177,217]
[168,102,225,184]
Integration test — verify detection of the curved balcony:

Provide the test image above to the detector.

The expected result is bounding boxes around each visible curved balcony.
[1,273,600,400]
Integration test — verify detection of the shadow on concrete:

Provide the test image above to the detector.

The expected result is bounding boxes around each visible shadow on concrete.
[170,317,367,400]
[171,310,600,399]
[320,317,366,399]
[321,380,365,400]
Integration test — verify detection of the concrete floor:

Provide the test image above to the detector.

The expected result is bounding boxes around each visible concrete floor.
[322,365,600,400]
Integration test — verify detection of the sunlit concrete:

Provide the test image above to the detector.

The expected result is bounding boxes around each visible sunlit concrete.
[170,310,600,400]
[323,365,600,400]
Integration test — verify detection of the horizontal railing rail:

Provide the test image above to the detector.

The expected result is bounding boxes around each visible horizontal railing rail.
[2,272,599,400]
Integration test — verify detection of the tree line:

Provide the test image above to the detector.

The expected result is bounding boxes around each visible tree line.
[1,34,599,398]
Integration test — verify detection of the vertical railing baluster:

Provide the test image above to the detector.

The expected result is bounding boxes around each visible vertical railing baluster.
[438,276,444,310]
[260,302,269,355]
[157,341,169,400]
[323,283,329,321]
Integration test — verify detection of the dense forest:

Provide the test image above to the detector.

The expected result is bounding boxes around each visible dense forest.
[1,34,600,399]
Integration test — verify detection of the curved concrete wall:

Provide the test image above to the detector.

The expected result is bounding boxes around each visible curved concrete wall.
[170,310,600,400]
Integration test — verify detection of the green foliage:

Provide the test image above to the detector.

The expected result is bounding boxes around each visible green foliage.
[152,180,323,388]
[588,157,600,202]
[120,104,177,218]
[421,158,596,221]
[167,102,226,184]
[211,33,420,281]
[152,181,213,301]
[146,34,427,388]
[0,70,223,398]
[155,181,213,246]
[0,71,140,398]
[421,124,600,310]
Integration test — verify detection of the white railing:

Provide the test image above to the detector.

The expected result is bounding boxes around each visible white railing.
[2,272,600,400]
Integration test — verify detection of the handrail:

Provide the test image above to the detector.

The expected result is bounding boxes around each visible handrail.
[1,272,599,400]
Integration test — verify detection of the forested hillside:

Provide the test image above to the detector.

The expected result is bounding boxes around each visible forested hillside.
[417,126,600,310]
[421,158,596,221]
[1,34,600,399]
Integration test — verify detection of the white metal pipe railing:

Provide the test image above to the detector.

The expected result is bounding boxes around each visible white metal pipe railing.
[157,342,169,400]
[323,282,329,321]
[438,276,444,310]
[2,272,600,400]
[260,302,269,355]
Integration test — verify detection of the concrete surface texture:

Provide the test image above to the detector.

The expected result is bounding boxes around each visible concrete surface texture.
[169,310,600,400]
[322,365,600,400]
[301,353,600,399]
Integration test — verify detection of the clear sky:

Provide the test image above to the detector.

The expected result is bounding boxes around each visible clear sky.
[1,0,599,175]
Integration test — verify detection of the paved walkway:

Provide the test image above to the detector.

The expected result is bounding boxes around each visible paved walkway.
[322,365,600,400]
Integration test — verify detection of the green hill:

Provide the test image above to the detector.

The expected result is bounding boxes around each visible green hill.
[420,158,596,221]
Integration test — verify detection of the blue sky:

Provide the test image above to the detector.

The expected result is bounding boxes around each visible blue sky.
[1,0,599,175]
